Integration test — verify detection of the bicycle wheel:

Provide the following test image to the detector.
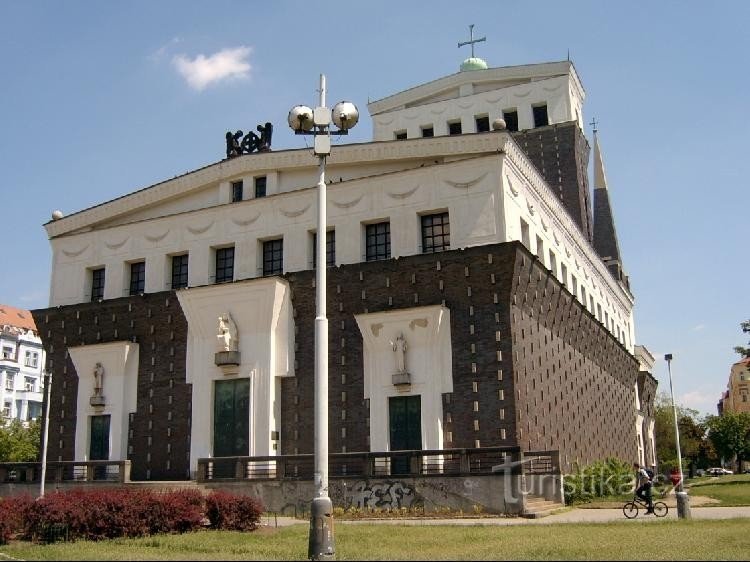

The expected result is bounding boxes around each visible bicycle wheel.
[622,502,639,519]
[653,502,668,517]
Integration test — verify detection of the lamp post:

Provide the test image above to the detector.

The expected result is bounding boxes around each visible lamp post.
[39,369,51,497]
[665,353,691,519]
[288,75,359,561]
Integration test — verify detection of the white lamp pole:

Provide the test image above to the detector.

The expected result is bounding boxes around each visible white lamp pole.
[289,75,358,561]
[39,369,52,497]
[665,353,691,519]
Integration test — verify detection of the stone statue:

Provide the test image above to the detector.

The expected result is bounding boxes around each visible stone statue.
[217,313,239,352]
[93,362,104,396]
[391,332,408,374]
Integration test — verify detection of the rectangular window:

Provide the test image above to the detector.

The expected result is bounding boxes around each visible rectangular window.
[231,180,243,203]
[448,120,462,135]
[394,130,407,140]
[571,275,578,299]
[597,303,603,322]
[421,212,450,253]
[5,375,14,391]
[520,218,530,248]
[535,235,544,262]
[263,239,284,276]
[533,104,549,127]
[560,263,568,288]
[129,261,145,295]
[24,377,34,392]
[254,176,267,198]
[171,254,189,289]
[215,247,235,284]
[365,222,391,262]
[91,268,105,301]
[475,115,490,133]
[1,346,12,360]
[503,110,519,132]
[421,126,434,138]
[548,250,557,278]
[312,230,336,268]
[2,403,10,417]
[24,351,38,368]
[581,286,587,309]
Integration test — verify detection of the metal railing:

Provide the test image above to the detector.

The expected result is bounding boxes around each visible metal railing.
[197,447,536,482]
[0,460,131,484]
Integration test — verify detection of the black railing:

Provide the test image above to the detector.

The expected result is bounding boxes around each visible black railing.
[197,447,538,482]
[0,460,131,484]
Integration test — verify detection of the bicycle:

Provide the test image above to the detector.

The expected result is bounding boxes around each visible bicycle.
[622,495,668,519]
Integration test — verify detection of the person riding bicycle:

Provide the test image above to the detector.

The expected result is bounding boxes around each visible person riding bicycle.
[633,462,654,514]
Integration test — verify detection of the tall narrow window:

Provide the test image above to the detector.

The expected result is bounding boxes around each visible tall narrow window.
[312,230,335,268]
[519,219,530,248]
[263,239,283,276]
[581,286,587,310]
[571,275,578,299]
[254,176,267,198]
[231,180,243,203]
[91,268,105,301]
[171,254,189,289]
[503,110,519,132]
[560,263,568,288]
[475,115,490,133]
[421,212,450,253]
[535,235,545,263]
[533,104,549,127]
[129,261,145,295]
[215,247,234,284]
[421,126,434,138]
[548,250,557,278]
[448,120,462,135]
[365,222,391,261]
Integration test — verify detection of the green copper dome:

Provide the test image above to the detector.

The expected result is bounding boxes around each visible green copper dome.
[460,57,488,71]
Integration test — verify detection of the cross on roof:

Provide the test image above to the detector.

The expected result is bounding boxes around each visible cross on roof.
[590,117,598,134]
[458,24,486,58]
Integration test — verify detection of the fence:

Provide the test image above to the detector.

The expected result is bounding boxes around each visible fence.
[0,460,131,484]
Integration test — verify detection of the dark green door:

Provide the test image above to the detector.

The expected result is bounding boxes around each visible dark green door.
[90,415,110,480]
[213,378,250,478]
[389,395,422,474]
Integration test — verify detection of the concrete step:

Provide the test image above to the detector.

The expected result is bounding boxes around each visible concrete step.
[522,495,564,518]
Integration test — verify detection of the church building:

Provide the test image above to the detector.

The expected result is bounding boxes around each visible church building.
[32,45,657,482]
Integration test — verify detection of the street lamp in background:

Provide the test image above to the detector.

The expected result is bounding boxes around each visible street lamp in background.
[39,369,52,497]
[665,353,691,519]
[288,75,359,561]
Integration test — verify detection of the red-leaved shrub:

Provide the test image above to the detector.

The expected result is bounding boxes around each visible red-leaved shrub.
[204,491,264,531]
[0,494,34,544]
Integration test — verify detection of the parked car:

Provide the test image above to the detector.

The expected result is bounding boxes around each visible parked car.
[706,467,734,476]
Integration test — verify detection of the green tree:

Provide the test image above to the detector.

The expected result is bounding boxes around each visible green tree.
[734,319,750,357]
[705,412,750,471]
[0,419,41,462]
[653,393,713,473]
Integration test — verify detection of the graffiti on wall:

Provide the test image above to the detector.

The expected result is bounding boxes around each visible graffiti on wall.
[347,480,416,510]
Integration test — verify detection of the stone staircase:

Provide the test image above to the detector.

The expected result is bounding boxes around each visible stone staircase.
[522,494,565,519]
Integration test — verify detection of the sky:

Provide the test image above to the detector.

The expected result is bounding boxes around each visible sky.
[1,1,748,418]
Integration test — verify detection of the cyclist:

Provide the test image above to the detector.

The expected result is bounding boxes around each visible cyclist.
[633,462,654,514]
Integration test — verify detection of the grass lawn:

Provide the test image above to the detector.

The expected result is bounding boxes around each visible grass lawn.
[1,519,749,560]
[684,474,750,506]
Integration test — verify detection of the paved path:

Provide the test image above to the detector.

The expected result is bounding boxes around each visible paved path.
[263,506,750,528]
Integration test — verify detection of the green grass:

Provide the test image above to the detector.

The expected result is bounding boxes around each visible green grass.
[2,519,750,560]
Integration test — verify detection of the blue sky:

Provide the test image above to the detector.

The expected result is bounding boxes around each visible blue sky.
[1,1,748,418]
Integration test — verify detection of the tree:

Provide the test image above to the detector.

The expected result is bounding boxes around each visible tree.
[705,412,750,471]
[653,393,713,473]
[734,319,750,358]
[0,419,41,462]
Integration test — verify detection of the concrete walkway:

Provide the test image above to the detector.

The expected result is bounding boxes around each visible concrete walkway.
[263,506,750,528]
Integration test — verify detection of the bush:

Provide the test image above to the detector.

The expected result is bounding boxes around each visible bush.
[12,487,260,543]
[0,494,34,544]
[204,491,264,531]
[563,458,633,504]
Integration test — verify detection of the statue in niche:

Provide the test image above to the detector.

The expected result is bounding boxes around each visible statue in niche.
[217,313,239,352]
[390,332,408,374]
[93,362,104,397]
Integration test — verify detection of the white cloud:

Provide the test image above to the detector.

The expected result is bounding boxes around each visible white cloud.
[678,390,717,416]
[172,46,252,91]
[149,37,182,62]
[692,324,705,332]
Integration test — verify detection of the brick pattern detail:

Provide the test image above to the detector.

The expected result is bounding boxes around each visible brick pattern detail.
[511,122,593,243]
[32,294,191,480]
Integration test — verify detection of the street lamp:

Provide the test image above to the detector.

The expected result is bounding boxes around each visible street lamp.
[288,74,359,561]
[665,353,691,519]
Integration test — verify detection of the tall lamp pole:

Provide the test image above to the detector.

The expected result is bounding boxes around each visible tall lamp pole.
[665,353,691,519]
[39,369,52,497]
[288,75,359,561]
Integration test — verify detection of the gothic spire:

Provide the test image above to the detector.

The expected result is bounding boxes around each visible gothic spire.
[592,129,629,290]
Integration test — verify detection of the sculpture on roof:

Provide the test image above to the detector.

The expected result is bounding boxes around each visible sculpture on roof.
[225,122,273,158]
